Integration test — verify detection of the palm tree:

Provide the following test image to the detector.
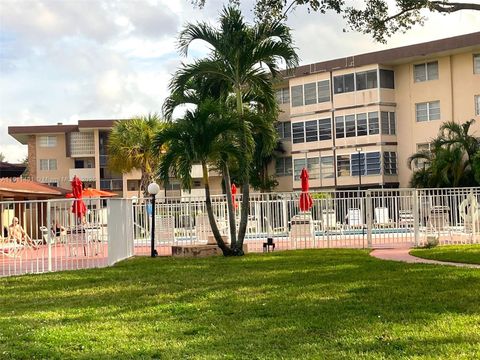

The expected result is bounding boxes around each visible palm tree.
[107,114,163,197]
[153,100,241,255]
[407,120,480,187]
[171,6,298,253]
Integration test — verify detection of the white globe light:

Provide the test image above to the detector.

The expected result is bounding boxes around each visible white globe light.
[147,182,160,195]
[131,195,138,204]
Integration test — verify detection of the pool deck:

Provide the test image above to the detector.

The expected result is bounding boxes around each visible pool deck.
[371,248,480,268]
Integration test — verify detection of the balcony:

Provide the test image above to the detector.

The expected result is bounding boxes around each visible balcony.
[69,168,96,182]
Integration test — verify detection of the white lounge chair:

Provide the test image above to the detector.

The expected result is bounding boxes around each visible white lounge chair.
[374,207,394,227]
[346,208,363,228]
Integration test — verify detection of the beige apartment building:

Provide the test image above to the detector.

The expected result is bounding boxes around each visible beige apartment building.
[8,120,223,198]
[272,32,480,191]
[7,33,480,196]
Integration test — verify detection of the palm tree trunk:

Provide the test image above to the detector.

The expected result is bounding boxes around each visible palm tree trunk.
[140,171,152,198]
[223,162,237,248]
[235,87,249,254]
[202,162,233,256]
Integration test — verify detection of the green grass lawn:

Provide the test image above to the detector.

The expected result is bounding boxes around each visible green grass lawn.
[410,245,480,265]
[1,250,480,359]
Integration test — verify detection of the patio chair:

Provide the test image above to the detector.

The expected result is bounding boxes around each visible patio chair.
[154,215,175,243]
[0,237,23,257]
[346,208,363,228]
[374,207,394,228]
[399,210,414,227]
[195,214,228,242]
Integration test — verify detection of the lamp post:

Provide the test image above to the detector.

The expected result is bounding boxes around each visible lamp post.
[148,182,160,258]
[355,147,362,191]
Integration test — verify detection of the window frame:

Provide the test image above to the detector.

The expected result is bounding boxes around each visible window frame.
[291,85,304,107]
[39,135,57,148]
[474,54,480,74]
[414,61,439,82]
[317,80,330,103]
[304,82,317,105]
[416,101,440,122]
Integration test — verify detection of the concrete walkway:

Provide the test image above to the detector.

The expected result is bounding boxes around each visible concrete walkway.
[370,247,480,268]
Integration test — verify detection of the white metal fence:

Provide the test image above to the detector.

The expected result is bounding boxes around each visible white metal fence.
[0,198,133,277]
[2,187,480,277]
[132,187,480,255]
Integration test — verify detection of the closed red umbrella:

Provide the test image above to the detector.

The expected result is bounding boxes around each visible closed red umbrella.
[231,183,238,209]
[299,168,313,212]
[71,176,87,221]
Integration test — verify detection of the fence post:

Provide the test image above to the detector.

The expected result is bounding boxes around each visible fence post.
[413,189,419,247]
[366,190,372,248]
[46,200,52,272]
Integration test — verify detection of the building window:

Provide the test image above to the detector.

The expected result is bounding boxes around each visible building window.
[294,157,320,180]
[320,156,334,179]
[292,122,305,143]
[416,101,440,122]
[380,69,395,89]
[291,85,303,107]
[307,157,320,179]
[356,113,368,136]
[475,95,480,116]
[381,111,396,135]
[127,180,141,191]
[474,54,480,74]
[366,152,381,175]
[293,158,306,180]
[351,152,366,176]
[318,118,332,141]
[335,116,345,139]
[356,70,377,90]
[384,152,397,175]
[414,61,438,82]
[276,157,292,176]
[304,82,317,105]
[415,143,432,169]
[336,155,350,177]
[39,159,57,171]
[345,115,356,138]
[305,120,318,142]
[276,121,291,139]
[317,80,330,103]
[275,87,290,104]
[39,135,57,147]
[368,112,379,135]
[333,73,355,94]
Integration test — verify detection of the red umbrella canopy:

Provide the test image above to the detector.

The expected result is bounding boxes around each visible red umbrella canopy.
[231,183,238,209]
[299,168,313,212]
[71,176,87,219]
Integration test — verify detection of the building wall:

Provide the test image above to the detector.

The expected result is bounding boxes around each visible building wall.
[273,46,480,191]
[35,133,73,189]
[396,51,480,187]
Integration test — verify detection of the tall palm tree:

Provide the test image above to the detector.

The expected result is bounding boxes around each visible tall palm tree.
[171,6,298,253]
[153,100,241,255]
[107,114,163,197]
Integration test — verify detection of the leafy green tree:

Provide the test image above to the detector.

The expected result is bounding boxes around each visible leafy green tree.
[170,6,298,254]
[107,114,163,196]
[154,100,242,255]
[0,152,5,162]
[193,0,480,42]
[408,120,479,187]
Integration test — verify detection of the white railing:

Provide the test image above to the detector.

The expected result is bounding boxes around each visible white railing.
[0,198,133,277]
[132,187,480,254]
[3,187,480,276]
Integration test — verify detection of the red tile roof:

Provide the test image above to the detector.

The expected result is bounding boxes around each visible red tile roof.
[0,178,70,196]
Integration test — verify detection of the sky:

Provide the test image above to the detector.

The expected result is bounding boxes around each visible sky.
[0,0,479,162]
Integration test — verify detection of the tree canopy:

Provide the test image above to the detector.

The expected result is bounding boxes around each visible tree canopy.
[192,0,480,42]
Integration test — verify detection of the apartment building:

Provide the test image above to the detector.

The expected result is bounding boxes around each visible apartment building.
[272,32,480,191]
[8,120,223,198]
